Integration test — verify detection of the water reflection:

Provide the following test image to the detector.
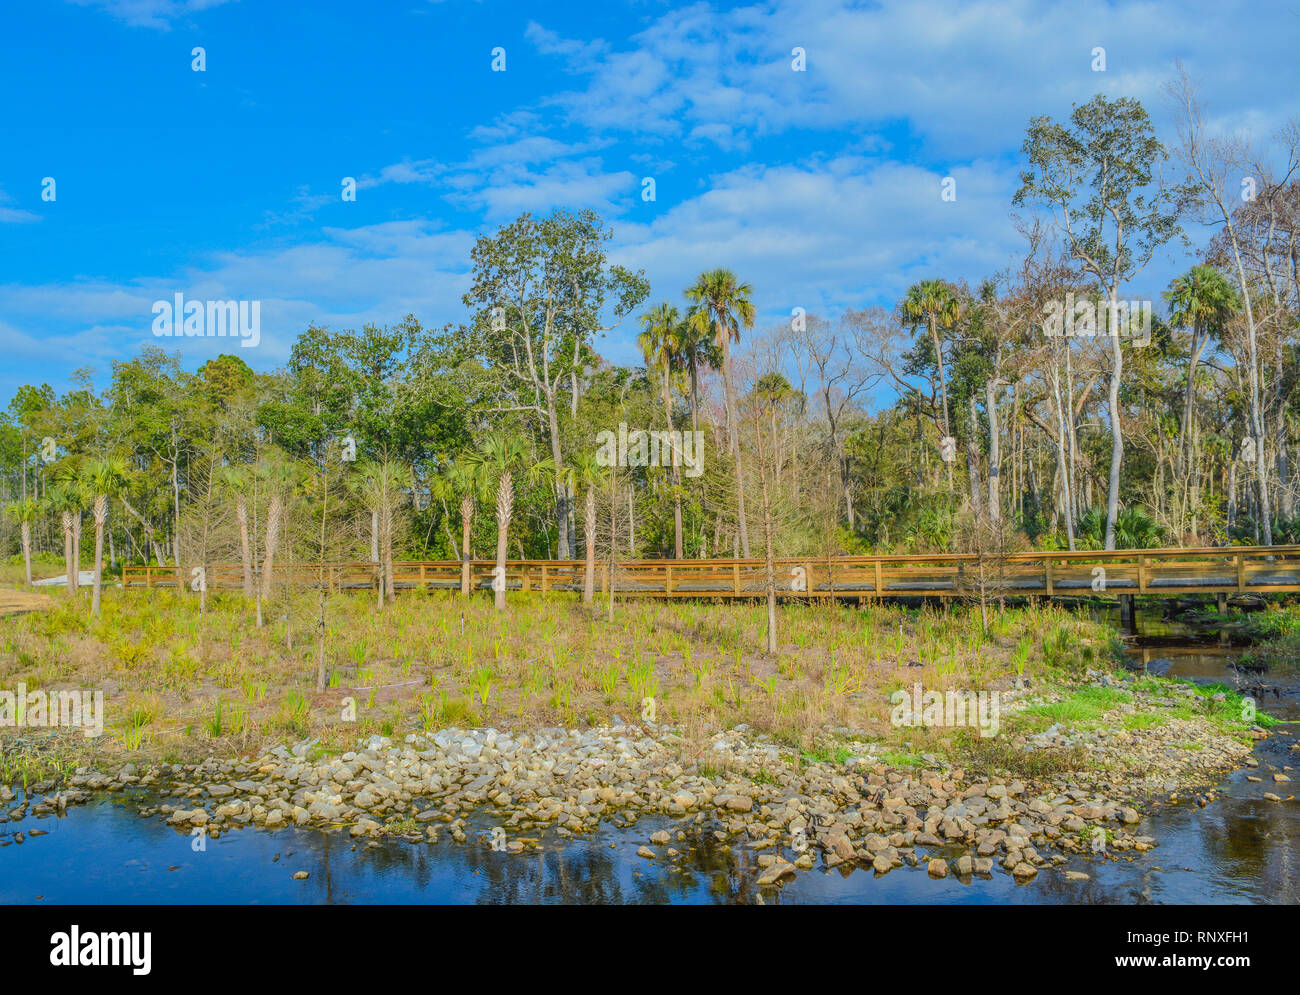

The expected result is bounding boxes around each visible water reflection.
[2,608,1296,904]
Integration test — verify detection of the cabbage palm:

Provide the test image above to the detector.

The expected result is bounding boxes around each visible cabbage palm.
[82,456,130,616]
[901,279,962,492]
[349,459,412,610]
[686,268,755,557]
[464,434,554,612]
[218,465,255,598]
[1164,265,1239,474]
[559,452,608,606]
[639,301,685,558]
[48,459,88,595]
[255,459,303,604]
[432,460,483,596]
[4,498,40,586]
[675,315,722,436]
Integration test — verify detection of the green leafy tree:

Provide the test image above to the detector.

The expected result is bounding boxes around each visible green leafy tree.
[1015,94,1189,549]
[463,210,648,560]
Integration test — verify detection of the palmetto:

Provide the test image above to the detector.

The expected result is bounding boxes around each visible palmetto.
[1075,504,1164,549]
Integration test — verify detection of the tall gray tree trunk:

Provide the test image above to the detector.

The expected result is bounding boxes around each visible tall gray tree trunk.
[1103,296,1124,550]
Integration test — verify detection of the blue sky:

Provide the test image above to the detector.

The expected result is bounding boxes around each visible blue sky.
[2,0,1296,402]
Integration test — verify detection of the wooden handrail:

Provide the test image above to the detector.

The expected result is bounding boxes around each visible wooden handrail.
[117,545,1300,599]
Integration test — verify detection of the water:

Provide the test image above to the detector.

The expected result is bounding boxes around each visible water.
[3,609,1297,904]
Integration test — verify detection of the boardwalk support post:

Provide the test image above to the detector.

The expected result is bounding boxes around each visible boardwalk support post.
[1119,594,1136,634]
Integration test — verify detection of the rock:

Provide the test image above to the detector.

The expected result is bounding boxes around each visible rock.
[292,871,309,880]
[955,855,973,876]
[636,846,656,859]
[872,854,892,874]
[1118,807,1140,824]
[828,833,856,863]
[756,861,796,886]
[1273,773,1290,783]
[928,858,949,878]
[1063,870,1090,881]
[1012,862,1038,879]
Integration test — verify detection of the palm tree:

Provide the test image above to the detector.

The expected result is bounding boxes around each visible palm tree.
[685,268,755,557]
[560,452,608,606]
[219,465,255,598]
[349,460,412,610]
[1164,265,1239,474]
[900,279,962,492]
[431,460,483,596]
[446,461,482,597]
[463,434,554,612]
[256,459,301,604]
[48,459,87,595]
[675,316,722,436]
[639,301,685,558]
[82,457,130,616]
[4,498,40,586]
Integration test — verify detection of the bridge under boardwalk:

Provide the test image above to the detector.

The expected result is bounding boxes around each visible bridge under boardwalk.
[122,546,1300,603]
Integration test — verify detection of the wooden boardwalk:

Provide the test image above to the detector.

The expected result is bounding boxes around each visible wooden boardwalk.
[121,545,1300,601]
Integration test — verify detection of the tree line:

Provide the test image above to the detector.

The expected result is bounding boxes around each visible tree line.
[2,81,1298,619]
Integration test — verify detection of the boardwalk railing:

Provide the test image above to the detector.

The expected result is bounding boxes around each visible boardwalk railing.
[121,546,1300,599]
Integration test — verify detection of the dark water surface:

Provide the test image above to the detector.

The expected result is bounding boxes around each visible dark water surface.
[2,608,1297,904]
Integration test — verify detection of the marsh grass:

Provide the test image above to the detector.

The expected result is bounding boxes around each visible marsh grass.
[0,586,1123,765]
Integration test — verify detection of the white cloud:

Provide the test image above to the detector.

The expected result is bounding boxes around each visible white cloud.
[67,0,236,31]
[0,187,40,224]
[522,0,1298,159]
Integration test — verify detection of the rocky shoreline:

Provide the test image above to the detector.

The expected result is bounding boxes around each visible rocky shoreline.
[2,672,1273,887]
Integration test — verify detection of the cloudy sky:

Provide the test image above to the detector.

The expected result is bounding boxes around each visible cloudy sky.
[2,0,1295,401]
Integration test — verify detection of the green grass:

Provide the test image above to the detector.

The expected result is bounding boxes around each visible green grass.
[878,750,925,768]
[1122,713,1165,730]
[801,744,853,766]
